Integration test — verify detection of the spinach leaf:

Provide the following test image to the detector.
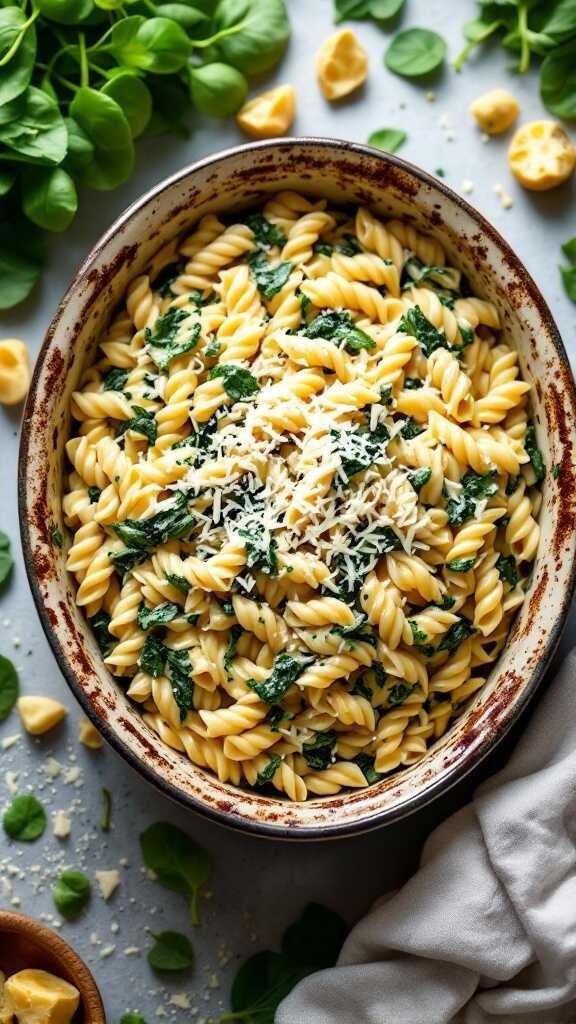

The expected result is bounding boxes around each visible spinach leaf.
[334,525,402,596]
[208,363,260,403]
[313,241,334,256]
[52,870,91,919]
[367,127,407,153]
[437,615,475,653]
[101,787,112,833]
[0,8,36,107]
[496,554,519,589]
[102,367,129,392]
[120,405,158,446]
[331,424,389,481]
[0,654,18,722]
[120,1015,147,1024]
[140,821,212,925]
[303,309,375,353]
[0,210,45,310]
[0,86,67,165]
[330,613,376,647]
[0,529,13,588]
[302,730,337,771]
[446,556,476,573]
[250,652,315,703]
[525,423,545,481]
[189,62,249,118]
[111,15,192,74]
[139,635,166,678]
[407,467,432,492]
[212,0,291,75]
[228,950,307,1024]
[281,903,349,969]
[90,611,114,658]
[224,624,243,671]
[114,492,195,549]
[266,705,288,731]
[444,471,498,526]
[385,28,446,77]
[540,40,576,119]
[70,87,134,191]
[436,593,456,610]
[560,264,576,303]
[166,648,194,720]
[101,73,152,140]
[244,212,286,248]
[3,794,46,841]
[400,417,424,440]
[249,250,293,299]
[336,234,362,256]
[145,307,200,371]
[388,682,417,706]
[165,572,190,593]
[354,752,382,784]
[335,0,405,21]
[148,931,194,972]
[110,547,148,575]
[255,755,281,786]
[138,602,180,630]
[397,304,450,357]
[22,166,77,233]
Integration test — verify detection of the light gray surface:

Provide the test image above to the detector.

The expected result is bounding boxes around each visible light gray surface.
[1,1,575,1020]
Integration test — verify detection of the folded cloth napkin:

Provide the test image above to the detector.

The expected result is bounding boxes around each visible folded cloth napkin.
[276,651,576,1024]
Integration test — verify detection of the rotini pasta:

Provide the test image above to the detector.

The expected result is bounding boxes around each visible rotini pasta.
[63,196,542,802]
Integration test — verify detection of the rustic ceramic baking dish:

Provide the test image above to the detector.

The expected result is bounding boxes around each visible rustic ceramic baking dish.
[18,138,576,839]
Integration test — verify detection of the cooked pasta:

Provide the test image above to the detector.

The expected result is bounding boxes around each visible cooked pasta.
[63,196,543,801]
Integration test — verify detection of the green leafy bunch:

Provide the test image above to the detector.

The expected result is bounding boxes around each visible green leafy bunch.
[0,0,291,310]
[455,0,576,120]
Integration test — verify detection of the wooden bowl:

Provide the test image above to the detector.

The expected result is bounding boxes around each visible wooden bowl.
[0,912,105,1022]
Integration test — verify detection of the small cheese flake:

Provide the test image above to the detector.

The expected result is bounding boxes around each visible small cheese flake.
[5,770,18,794]
[493,183,514,209]
[169,994,191,1009]
[124,947,141,956]
[41,757,62,779]
[100,944,115,959]
[95,869,120,901]
[78,718,103,750]
[1,734,20,750]
[425,91,436,102]
[52,809,71,839]
[461,179,474,194]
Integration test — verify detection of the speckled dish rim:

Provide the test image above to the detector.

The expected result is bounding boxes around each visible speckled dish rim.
[18,137,576,840]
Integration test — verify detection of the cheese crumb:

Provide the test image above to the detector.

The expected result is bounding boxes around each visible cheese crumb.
[493,183,514,209]
[78,718,103,750]
[100,945,115,959]
[95,870,120,901]
[461,180,474,194]
[5,770,18,794]
[41,757,62,779]
[1,734,20,750]
[53,810,71,839]
[170,995,191,1009]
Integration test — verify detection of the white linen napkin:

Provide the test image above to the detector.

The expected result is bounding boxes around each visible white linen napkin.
[276,651,576,1024]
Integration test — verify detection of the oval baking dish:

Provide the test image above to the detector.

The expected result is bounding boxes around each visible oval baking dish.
[19,138,576,839]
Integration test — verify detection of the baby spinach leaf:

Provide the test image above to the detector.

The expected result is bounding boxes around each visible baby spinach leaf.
[388,682,416,706]
[562,238,576,264]
[188,62,248,117]
[111,15,192,74]
[165,572,190,593]
[446,557,476,573]
[52,870,91,919]
[165,648,194,719]
[110,547,148,575]
[331,425,389,482]
[282,903,349,969]
[0,212,45,310]
[102,72,152,139]
[354,752,382,784]
[244,212,286,249]
[560,265,576,302]
[70,87,134,190]
[444,471,498,526]
[148,930,194,972]
[437,615,475,654]
[208,363,260,402]
[22,166,77,232]
[0,529,13,588]
[140,821,212,924]
[138,602,180,630]
[385,27,446,77]
[3,794,46,841]
[0,8,36,106]
[249,652,316,703]
[255,754,281,786]
[0,654,18,721]
[333,525,402,596]
[397,304,451,357]
[117,405,157,446]
[0,86,67,165]
[228,950,308,1024]
[407,467,432,492]
[525,423,545,481]
[139,635,166,678]
[213,0,291,75]
[330,613,376,646]
[302,730,337,771]
[103,367,129,392]
[145,307,200,371]
[90,610,114,658]
[224,624,243,671]
[496,554,519,589]
[367,128,407,153]
[249,251,293,299]
[114,492,195,549]
[540,40,576,119]
[335,0,405,21]
[120,1015,147,1024]
[303,310,375,353]
[399,417,424,440]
